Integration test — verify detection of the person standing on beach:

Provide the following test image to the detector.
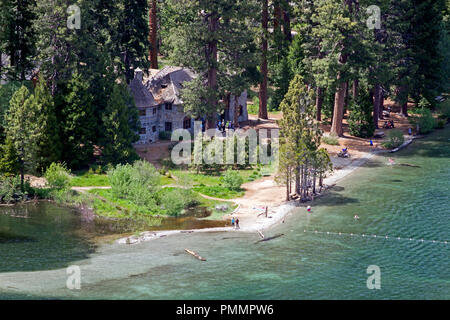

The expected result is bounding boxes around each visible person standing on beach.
[231,217,235,227]
[235,218,240,230]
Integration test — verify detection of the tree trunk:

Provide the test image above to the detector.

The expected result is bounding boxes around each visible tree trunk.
[258,0,268,120]
[233,95,240,127]
[286,174,290,201]
[312,171,316,195]
[343,81,349,116]
[331,73,347,137]
[378,89,384,120]
[148,0,158,69]
[316,87,323,121]
[274,1,282,31]
[352,79,358,98]
[402,102,408,117]
[295,166,300,195]
[331,50,348,136]
[373,84,381,129]
[206,13,219,129]
[224,93,231,122]
[282,8,292,42]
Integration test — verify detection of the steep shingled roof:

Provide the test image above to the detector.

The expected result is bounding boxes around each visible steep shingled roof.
[129,66,196,108]
[145,66,196,105]
[129,70,158,108]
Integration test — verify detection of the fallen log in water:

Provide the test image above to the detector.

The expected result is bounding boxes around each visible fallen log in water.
[255,233,284,244]
[389,139,413,153]
[185,249,206,261]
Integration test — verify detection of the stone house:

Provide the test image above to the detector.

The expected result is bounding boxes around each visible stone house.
[129,66,248,144]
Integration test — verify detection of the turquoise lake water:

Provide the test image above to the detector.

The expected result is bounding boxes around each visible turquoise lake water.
[0,128,449,299]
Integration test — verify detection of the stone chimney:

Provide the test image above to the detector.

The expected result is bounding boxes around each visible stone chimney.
[134,68,143,82]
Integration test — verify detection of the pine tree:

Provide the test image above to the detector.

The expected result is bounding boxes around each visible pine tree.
[279,75,324,200]
[0,0,36,80]
[116,0,150,83]
[149,0,158,69]
[5,86,39,189]
[168,0,258,128]
[258,0,269,119]
[0,136,20,175]
[58,72,96,169]
[0,81,22,145]
[32,74,62,172]
[101,82,140,165]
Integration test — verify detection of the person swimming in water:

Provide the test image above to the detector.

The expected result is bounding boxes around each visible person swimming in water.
[354,214,360,220]
[307,206,311,213]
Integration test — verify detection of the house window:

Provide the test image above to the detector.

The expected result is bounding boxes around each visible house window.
[153,108,157,115]
[139,127,146,134]
[139,109,146,116]
[165,103,172,110]
[183,117,191,129]
[165,122,172,132]
[152,126,156,132]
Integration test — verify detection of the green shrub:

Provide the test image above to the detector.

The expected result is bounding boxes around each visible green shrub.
[382,129,405,149]
[438,100,450,120]
[159,131,172,140]
[0,175,33,203]
[158,188,198,216]
[45,163,72,190]
[222,169,244,191]
[409,108,435,134]
[0,137,20,175]
[347,92,375,138]
[108,160,161,209]
[322,134,340,146]
[418,96,433,109]
[436,119,446,129]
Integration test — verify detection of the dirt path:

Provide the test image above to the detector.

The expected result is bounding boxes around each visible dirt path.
[71,186,111,193]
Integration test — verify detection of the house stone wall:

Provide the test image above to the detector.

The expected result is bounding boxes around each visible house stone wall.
[136,104,194,144]
[228,90,248,123]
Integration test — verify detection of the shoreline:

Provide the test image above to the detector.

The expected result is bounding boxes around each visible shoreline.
[117,148,386,245]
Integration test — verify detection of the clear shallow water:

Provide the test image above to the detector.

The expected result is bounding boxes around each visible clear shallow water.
[0,129,449,299]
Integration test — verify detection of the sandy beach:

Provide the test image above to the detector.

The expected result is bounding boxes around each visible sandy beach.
[118,146,387,245]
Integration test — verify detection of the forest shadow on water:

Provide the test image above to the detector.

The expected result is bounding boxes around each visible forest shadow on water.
[0,200,228,273]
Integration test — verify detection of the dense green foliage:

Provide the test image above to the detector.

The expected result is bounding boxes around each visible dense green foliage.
[222,169,244,191]
[278,75,331,201]
[382,129,405,149]
[0,0,449,209]
[409,108,437,134]
[44,163,72,190]
[0,175,33,203]
[348,91,376,138]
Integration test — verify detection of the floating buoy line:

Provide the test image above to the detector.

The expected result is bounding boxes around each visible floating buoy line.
[303,229,449,246]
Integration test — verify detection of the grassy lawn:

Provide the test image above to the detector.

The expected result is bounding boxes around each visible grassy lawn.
[88,188,154,218]
[193,186,244,199]
[170,164,275,187]
[160,175,175,186]
[71,172,175,187]
[88,187,237,220]
[70,173,109,187]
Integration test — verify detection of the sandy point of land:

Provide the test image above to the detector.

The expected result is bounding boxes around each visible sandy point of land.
[117,148,384,245]
[223,148,382,234]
